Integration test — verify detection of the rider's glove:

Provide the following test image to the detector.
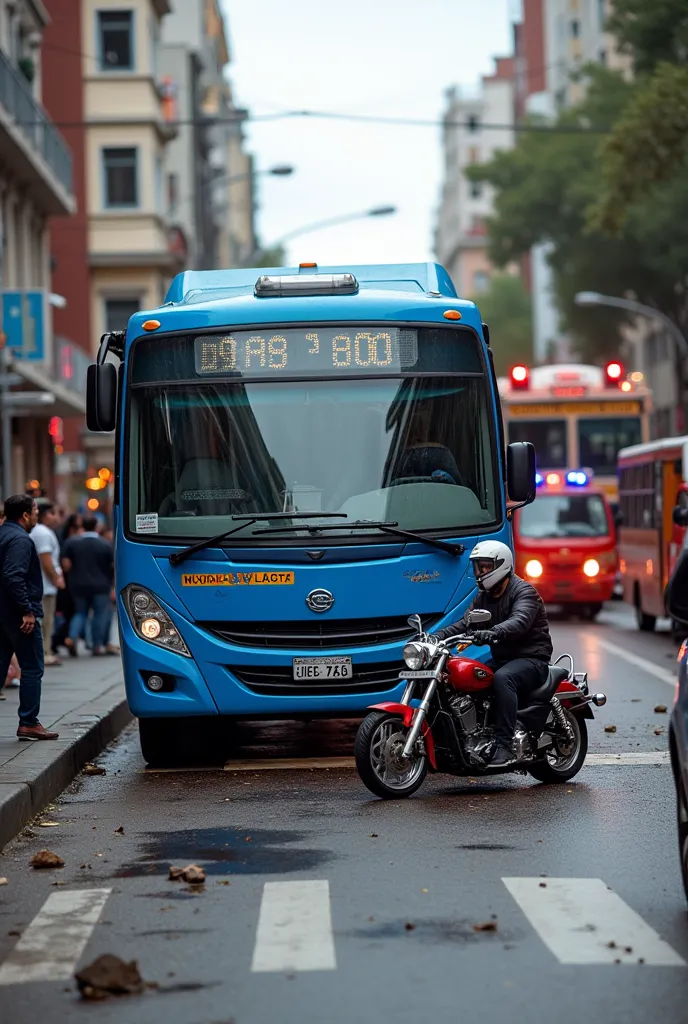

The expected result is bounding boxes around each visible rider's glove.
[472,629,497,646]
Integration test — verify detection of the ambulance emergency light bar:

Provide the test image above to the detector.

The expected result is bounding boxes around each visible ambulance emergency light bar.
[535,470,591,488]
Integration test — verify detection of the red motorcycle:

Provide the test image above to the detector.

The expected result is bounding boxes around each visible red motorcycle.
[354,610,607,799]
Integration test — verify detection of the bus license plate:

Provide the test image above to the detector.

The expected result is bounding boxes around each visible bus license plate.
[293,656,353,681]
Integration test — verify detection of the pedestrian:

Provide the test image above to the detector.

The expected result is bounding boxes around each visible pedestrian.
[62,516,115,657]
[53,513,83,656]
[0,502,20,697]
[31,500,65,667]
[0,494,58,739]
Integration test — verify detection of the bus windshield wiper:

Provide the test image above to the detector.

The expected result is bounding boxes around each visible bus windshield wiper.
[169,513,348,566]
[253,519,465,557]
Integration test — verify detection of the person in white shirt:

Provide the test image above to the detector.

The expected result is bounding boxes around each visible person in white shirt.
[30,501,65,666]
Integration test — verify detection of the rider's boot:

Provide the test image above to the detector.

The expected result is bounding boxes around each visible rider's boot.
[490,743,516,767]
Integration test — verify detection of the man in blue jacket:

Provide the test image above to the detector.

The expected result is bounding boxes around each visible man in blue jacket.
[0,494,58,739]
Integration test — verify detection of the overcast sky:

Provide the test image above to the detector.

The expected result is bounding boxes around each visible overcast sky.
[220,0,513,267]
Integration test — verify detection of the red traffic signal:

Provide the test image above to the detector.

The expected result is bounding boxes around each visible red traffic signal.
[510,364,530,390]
[604,361,624,387]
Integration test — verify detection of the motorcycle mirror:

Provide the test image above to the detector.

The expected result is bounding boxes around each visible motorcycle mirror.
[468,609,492,625]
[407,614,423,632]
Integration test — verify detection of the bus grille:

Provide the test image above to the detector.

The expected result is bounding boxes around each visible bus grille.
[229,661,402,697]
[200,614,441,650]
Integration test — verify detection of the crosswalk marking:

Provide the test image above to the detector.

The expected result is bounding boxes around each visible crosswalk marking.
[0,889,111,985]
[503,878,685,966]
[585,751,670,766]
[251,880,336,973]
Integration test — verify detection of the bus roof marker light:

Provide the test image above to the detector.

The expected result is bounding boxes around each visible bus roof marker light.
[443,310,461,320]
[510,364,529,390]
[605,360,624,387]
[254,273,358,297]
[142,319,161,331]
[620,380,632,392]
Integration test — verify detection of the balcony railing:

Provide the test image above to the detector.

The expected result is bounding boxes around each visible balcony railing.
[0,49,72,195]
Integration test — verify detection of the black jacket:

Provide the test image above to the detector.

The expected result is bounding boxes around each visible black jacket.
[0,520,43,620]
[436,574,553,666]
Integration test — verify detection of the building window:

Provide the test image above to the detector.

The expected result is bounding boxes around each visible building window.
[155,155,163,213]
[469,180,482,199]
[467,114,480,132]
[167,171,179,214]
[98,10,134,71]
[570,19,580,37]
[598,0,606,26]
[473,271,490,294]
[104,298,140,333]
[102,147,138,208]
[598,48,607,64]
[468,146,479,164]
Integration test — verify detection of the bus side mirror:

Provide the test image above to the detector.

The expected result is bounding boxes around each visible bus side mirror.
[507,441,536,504]
[673,505,688,528]
[86,363,117,432]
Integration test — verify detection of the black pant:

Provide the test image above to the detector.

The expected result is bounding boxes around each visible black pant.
[491,658,549,748]
[0,618,44,726]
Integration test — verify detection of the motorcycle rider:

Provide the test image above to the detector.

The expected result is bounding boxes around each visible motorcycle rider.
[432,540,553,767]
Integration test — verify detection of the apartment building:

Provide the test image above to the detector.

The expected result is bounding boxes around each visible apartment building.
[544,0,631,110]
[435,57,516,298]
[0,0,82,496]
[160,0,254,271]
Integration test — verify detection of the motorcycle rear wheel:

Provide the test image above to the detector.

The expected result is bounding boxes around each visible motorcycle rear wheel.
[528,710,588,784]
[355,711,428,799]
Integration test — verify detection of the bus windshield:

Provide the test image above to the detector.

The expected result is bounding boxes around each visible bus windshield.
[128,376,498,541]
[518,493,609,539]
[578,417,641,475]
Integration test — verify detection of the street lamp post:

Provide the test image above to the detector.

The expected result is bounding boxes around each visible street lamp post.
[575,290,688,432]
[247,205,398,267]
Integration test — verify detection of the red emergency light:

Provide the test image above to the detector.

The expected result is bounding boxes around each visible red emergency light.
[510,364,530,390]
[604,361,624,387]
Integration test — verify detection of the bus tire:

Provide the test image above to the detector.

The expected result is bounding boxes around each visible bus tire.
[585,603,602,621]
[634,585,656,632]
[139,717,228,766]
[138,717,173,766]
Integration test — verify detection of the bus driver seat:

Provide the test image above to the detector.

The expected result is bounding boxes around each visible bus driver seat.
[159,458,250,517]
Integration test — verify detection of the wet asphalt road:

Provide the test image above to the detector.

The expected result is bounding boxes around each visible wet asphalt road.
[0,604,686,1024]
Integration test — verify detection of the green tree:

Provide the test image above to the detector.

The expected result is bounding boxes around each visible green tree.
[469,66,688,357]
[254,244,286,268]
[606,0,688,74]
[472,275,533,376]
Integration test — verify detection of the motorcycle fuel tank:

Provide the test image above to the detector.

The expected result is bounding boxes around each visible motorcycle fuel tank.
[445,655,493,693]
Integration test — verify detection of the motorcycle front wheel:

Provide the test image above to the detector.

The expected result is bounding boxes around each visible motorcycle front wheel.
[528,708,588,783]
[355,711,428,799]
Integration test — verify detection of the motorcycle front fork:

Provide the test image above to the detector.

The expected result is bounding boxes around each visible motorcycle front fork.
[401,653,448,759]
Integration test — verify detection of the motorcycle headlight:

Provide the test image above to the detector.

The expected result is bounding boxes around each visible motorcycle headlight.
[403,642,427,670]
[123,584,191,657]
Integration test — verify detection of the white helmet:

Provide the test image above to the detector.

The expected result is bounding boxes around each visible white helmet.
[469,540,513,592]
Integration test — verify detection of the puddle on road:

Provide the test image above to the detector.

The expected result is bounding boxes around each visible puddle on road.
[113,826,335,878]
[458,843,523,851]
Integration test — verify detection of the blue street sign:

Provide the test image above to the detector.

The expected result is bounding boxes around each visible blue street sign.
[2,291,45,361]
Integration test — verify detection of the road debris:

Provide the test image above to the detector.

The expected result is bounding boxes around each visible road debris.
[404,921,416,931]
[83,764,107,776]
[30,849,64,869]
[654,728,665,736]
[113,826,124,834]
[169,864,206,884]
[369,833,378,838]
[0,877,7,886]
[604,725,617,733]
[654,705,668,714]
[38,821,60,828]
[473,921,498,932]
[75,954,147,1000]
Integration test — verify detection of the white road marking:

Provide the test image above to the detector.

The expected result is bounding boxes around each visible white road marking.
[251,880,336,973]
[585,751,670,766]
[224,756,355,772]
[0,888,111,985]
[595,638,676,686]
[503,878,685,966]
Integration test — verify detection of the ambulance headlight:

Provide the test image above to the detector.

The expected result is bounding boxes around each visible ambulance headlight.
[403,642,428,670]
[123,585,191,657]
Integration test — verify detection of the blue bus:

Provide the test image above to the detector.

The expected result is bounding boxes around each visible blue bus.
[86,262,535,763]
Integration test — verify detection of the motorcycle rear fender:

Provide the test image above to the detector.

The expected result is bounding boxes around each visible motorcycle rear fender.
[556,681,594,719]
[367,702,437,769]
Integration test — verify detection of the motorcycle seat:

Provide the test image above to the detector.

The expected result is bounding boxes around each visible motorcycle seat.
[529,665,569,704]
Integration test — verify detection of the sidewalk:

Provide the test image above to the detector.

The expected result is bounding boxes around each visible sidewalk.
[0,652,131,851]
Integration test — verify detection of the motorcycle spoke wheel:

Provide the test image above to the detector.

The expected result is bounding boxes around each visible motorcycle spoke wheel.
[528,709,588,784]
[355,712,428,799]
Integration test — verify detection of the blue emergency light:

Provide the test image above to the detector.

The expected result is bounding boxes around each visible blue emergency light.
[566,470,589,487]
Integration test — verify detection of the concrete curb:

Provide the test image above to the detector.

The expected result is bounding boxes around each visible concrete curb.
[0,680,132,852]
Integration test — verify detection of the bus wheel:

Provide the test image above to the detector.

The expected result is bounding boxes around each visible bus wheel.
[138,717,174,766]
[584,603,602,621]
[139,717,229,767]
[634,587,656,632]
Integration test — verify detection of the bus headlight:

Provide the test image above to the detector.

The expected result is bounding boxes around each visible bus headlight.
[123,585,191,657]
[525,559,543,579]
[403,642,427,670]
[583,559,600,578]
